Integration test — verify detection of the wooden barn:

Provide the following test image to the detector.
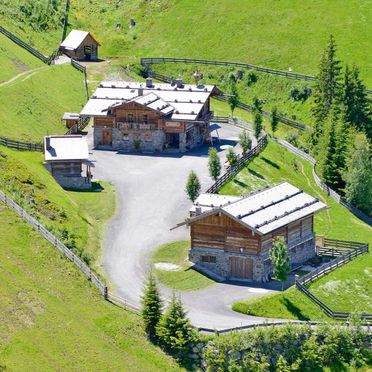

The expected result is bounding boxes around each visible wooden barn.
[185,183,327,281]
[60,30,100,60]
[44,135,93,190]
[80,78,220,152]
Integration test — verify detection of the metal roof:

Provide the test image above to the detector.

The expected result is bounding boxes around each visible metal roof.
[60,29,99,50]
[44,135,89,162]
[62,112,80,120]
[80,80,217,121]
[191,182,327,235]
[190,193,241,214]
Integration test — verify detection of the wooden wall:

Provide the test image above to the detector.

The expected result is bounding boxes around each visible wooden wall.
[113,103,160,127]
[191,213,261,255]
[94,117,114,127]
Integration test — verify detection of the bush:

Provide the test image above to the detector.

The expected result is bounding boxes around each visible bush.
[285,132,299,147]
[290,86,312,102]
[226,147,238,167]
[246,71,258,86]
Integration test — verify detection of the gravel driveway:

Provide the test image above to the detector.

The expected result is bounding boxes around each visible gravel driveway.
[88,124,280,330]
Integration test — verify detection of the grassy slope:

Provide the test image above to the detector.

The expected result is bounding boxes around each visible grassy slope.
[0,206,180,371]
[152,241,214,291]
[0,34,43,83]
[220,140,372,320]
[0,146,115,272]
[0,64,86,142]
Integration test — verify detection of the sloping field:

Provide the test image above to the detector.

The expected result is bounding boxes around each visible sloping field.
[0,205,180,371]
[0,64,86,142]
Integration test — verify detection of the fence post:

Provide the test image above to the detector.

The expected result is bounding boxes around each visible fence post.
[104,286,108,300]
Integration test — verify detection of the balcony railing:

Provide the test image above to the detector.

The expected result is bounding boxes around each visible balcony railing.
[116,122,157,130]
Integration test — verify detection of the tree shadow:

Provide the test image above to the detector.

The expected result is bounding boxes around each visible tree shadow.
[248,168,265,179]
[280,297,310,321]
[233,179,248,188]
[262,157,280,169]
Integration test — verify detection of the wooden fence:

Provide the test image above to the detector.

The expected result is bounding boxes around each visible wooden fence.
[0,136,43,152]
[296,239,370,320]
[275,138,372,226]
[206,134,268,194]
[142,57,372,95]
[71,59,89,99]
[149,70,309,131]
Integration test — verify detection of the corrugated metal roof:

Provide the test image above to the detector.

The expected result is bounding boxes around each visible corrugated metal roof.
[60,30,90,50]
[44,135,89,161]
[193,183,327,235]
[62,112,80,120]
[190,194,241,214]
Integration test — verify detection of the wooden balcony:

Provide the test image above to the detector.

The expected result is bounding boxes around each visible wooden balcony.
[116,122,157,130]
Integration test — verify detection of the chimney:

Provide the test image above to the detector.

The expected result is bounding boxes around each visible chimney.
[175,75,183,88]
[195,206,202,215]
[45,136,51,150]
[146,77,153,88]
[138,87,143,96]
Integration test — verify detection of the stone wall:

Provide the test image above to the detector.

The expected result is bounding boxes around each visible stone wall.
[54,176,91,190]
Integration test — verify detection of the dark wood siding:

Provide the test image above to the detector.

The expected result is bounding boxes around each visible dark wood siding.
[230,257,253,279]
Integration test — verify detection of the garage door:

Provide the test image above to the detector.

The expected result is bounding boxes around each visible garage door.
[229,257,253,279]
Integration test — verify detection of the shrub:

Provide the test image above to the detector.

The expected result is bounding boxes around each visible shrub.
[246,71,258,86]
[285,132,299,147]
[226,147,238,167]
[290,86,312,101]
[238,130,252,155]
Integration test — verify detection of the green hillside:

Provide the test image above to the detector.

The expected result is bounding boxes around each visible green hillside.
[0,64,86,142]
[0,205,180,371]
[0,146,115,272]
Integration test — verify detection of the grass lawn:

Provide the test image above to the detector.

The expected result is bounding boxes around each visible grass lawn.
[0,64,86,142]
[0,146,116,272]
[152,241,215,291]
[224,140,372,320]
[0,33,44,83]
[0,206,181,371]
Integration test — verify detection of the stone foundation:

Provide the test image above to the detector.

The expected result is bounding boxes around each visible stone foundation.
[54,176,91,190]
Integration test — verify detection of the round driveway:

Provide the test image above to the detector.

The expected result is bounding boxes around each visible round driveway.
[88,124,280,330]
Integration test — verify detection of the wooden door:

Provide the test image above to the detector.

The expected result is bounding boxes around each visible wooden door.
[102,129,112,145]
[230,257,253,279]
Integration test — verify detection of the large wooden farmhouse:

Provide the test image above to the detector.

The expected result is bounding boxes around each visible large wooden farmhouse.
[186,183,327,281]
[60,30,100,60]
[80,78,220,152]
[44,135,93,190]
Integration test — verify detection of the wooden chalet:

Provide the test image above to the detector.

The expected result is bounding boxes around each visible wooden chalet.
[80,78,220,152]
[44,135,93,190]
[185,183,327,281]
[60,30,100,60]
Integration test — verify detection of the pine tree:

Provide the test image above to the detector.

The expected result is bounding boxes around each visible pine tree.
[185,170,201,202]
[344,134,372,216]
[227,80,239,116]
[311,35,342,146]
[141,272,163,339]
[254,111,263,139]
[156,294,196,355]
[270,106,279,137]
[269,237,290,292]
[238,130,252,154]
[208,147,221,181]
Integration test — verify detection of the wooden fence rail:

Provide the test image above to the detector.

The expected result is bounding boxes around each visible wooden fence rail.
[71,59,89,99]
[149,70,309,131]
[274,138,372,226]
[141,57,372,95]
[296,239,370,320]
[0,136,43,152]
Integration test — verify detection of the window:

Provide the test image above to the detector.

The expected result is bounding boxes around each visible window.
[128,113,134,123]
[142,114,148,124]
[201,255,216,263]
[122,133,129,141]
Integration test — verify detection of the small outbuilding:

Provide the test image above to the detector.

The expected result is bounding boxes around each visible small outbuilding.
[44,135,93,189]
[62,112,80,132]
[60,29,100,60]
[182,182,327,282]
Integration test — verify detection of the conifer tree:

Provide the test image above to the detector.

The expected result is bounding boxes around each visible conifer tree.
[228,81,239,116]
[208,147,221,181]
[254,111,263,139]
[344,134,372,216]
[141,272,162,339]
[311,35,342,145]
[321,118,339,188]
[226,147,238,166]
[156,294,196,354]
[238,130,252,154]
[270,237,290,292]
[270,106,279,137]
[185,170,201,203]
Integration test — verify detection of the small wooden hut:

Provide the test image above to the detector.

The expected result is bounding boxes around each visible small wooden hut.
[60,30,100,60]
[62,113,80,132]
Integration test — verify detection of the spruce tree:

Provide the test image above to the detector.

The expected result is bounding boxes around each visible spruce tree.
[238,130,252,154]
[156,294,196,355]
[141,272,162,339]
[185,170,201,202]
[269,237,290,292]
[344,134,372,215]
[227,80,239,116]
[208,147,221,181]
[311,35,342,146]
[254,111,263,139]
[270,106,279,137]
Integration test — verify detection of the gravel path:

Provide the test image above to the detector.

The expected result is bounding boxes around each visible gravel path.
[88,125,281,330]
